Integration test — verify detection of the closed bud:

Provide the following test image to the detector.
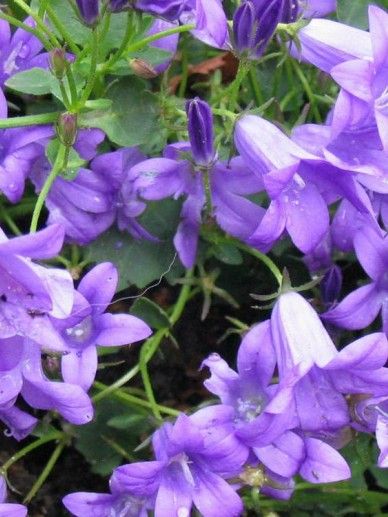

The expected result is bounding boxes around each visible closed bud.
[233,0,284,60]
[57,112,78,147]
[76,0,99,27]
[49,48,68,80]
[186,98,215,167]
[129,58,158,79]
[280,0,300,23]
[321,264,342,306]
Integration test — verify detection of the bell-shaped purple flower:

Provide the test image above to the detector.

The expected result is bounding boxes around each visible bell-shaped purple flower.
[76,0,99,26]
[186,98,215,167]
[233,0,284,60]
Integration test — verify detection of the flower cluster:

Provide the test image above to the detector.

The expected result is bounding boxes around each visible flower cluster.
[1,0,388,514]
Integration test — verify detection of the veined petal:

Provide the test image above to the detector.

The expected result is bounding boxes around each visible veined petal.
[331,59,374,102]
[369,5,388,72]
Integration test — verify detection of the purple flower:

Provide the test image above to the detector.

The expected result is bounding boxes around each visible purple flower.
[130,147,264,267]
[233,0,283,60]
[0,476,27,516]
[180,0,229,49]
[323,224,388,333]
[135,0,184,21]
[292,17,372,73]
[109,413,246,516]
[0,17,48,89]
[0,406,37,441]
[146,19,179,74]
[76,0,99,26]
[52,262,151,390]
[234,114,372,253]
[31,132,152,244]
[330,6,388,150]
[0,336,94,429]
[63,490,149,516]
[0,125,52,202]
[186,97,215,167]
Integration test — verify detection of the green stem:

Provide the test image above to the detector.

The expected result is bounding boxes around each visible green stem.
[38,0,50,17]
[178,40,189,98]
[66,66,79,108]
[58,79,71,110]
[23,436,67,504]
[79,29,99,107]
[45,3,81,55]
[289,58,322,122]
[249,68,264,106]
[101,11,132,73]
[0,112,59,129]
[227,60,250,111]
[140,340,162,420]
[93,382,180,417]
[126,24,195,54]
[93,269,193,403]
[208,235,283,287]
[0,12,51,49]
[30,143,67,233]
[1,431,65,472]
[0,205,21,235]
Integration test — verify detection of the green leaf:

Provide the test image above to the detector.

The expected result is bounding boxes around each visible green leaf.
[74,399,150,475]
[130,297,170,329]
[79,77,160,147]
[336,0,387,28]
[211,243,243,265]
[86,199,183,290]
[5,68,56,96]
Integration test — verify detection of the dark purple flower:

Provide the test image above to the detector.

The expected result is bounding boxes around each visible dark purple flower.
[186,98,215,167]
[52,262,151,390]
[0,476,27,516]
[233,0,284,60]
[108,0,131,12]
[76,0,99,26]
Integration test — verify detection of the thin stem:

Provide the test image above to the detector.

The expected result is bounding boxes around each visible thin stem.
[126,24,195,54]
[207,234,283,287]
[140,338,162,420]
[101,11,132,73]
[58,79,71,110]
[66,65,79,108]
[178,40,189,98]
[93,269,193,402]
[30,143,67,233]
[12,0,60,48]
[1,431,65,472]
[45,3,81,55]
[0,12,51,49]
[93,382,179,417]
[249,69,264,106]
[23,436,67,504]
[79,29,99,107]
[0,112,59,129]
[289,58,322,122]
[38,0,50,18]
[227,60,250,111]
[0,205,21,235]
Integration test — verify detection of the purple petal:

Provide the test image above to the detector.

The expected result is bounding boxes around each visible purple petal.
[61,345,98,391]
[325,333,388,371]
[376,414,388,468]
[248,200,287,251]
[111,461,163,498]
[0,224,65,259]
[202,353,239,404]
[0,89,7,118]
[254,431,304,478]
[0,406,37,441]
[78,263,118,314]
[96,314,151,346]
[131,158,186,200]
[331,59,373,102]
[300,437,351,483]
[62,492,123,517]
[354,223,388,281]
[323,283,382,330]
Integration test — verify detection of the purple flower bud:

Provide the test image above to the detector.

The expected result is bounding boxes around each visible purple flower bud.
[280,0,299,23]
[108,0,131,12]
[321,265,343,306]
[233,0,284,60]
[76,0,99,27]
[186,97,215,167]
[49,48,68,80]
[57,113,78,147]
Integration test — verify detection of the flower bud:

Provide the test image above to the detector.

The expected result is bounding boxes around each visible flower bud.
[129,58,158,79]
[321,265,342,306]
[233,0,284,60]
[280,0,299,23]
[186,98,215,167]
[76,0,99,27]
[57,112,78,147]
[49,48,68,80]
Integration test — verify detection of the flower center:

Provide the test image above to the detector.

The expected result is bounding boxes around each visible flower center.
[65,315,93,345]
[236,395,265,422]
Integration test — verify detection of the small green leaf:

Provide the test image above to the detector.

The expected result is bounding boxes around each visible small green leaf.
[79,77,160,147]
[130,297,170,329]
[6,68,56,96]
[211,243,243,265]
